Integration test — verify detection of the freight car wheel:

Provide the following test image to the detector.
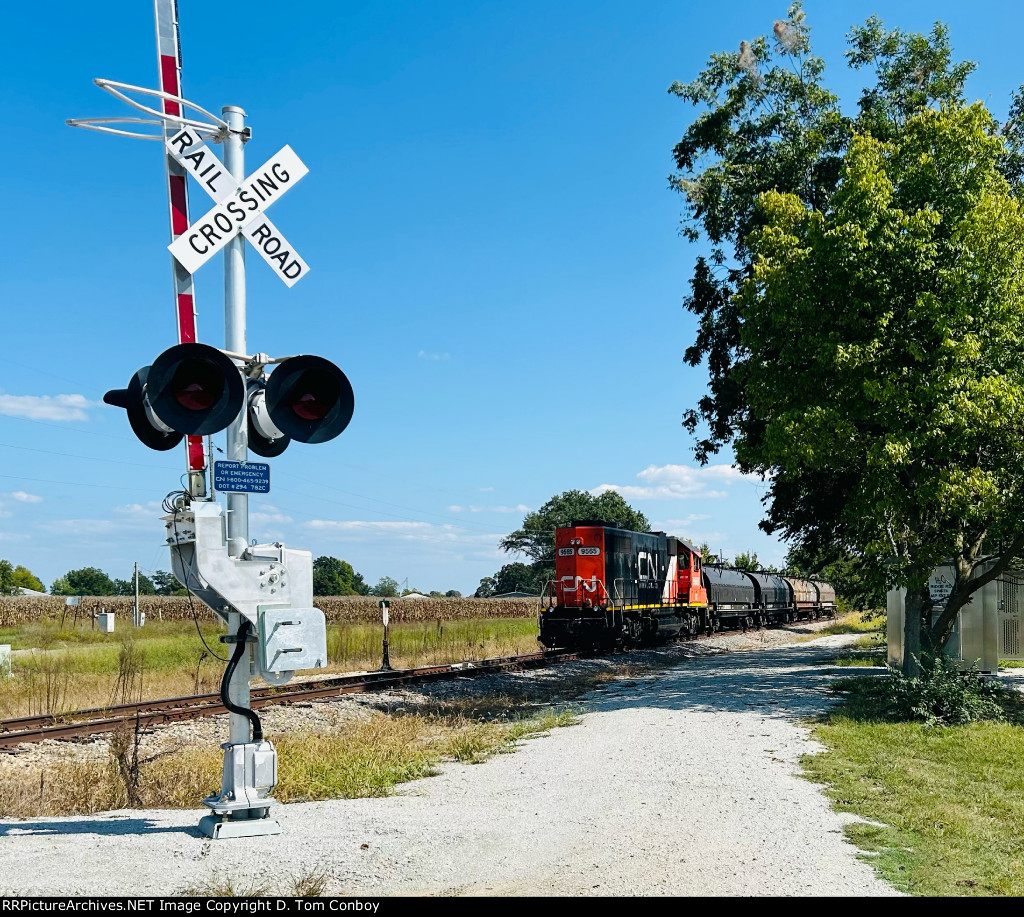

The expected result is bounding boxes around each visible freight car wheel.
[624,618,643,647]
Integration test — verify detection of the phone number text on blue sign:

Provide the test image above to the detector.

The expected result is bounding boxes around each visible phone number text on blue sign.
[213,460,271,494]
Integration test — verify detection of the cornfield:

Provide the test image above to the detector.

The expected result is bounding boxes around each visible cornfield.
[0,595,536,627]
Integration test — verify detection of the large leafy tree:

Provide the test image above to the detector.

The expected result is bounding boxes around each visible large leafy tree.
[113,573,156,596]
[0,560,15,595]
[10,566,45,593]
[312,556,370,596]
[51,567,116,596]
[672,5,1024,674]
[151,570,187,596]
[499,490,649,584]
[490,562,545,596]
[370,576,400,598]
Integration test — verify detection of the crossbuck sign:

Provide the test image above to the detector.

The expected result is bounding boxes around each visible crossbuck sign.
[166,127,310,287]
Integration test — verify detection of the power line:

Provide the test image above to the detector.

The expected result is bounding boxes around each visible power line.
[0,472,158,494]
[0,441,180,472]
[274,471,500,533]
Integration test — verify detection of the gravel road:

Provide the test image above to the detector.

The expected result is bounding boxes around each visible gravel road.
[0,630,897,896]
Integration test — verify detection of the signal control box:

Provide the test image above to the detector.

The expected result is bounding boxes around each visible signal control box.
[258,605,327,674]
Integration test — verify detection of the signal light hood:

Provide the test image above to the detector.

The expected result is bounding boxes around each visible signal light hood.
[104,367,183,452]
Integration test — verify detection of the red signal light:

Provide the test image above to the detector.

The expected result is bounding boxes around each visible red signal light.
[171,358,225,412]
[290,392,328,421]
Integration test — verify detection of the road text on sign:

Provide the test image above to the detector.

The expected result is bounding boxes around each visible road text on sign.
[213,460,271,494]
[243,217,310,288]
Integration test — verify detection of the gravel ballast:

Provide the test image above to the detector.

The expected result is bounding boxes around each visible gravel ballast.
[0,628,897,896]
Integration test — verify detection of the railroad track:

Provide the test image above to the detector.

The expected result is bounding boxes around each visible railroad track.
[0,651,580,749]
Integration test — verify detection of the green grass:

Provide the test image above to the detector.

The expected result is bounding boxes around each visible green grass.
[325,616,539,671]
[803,678,1024,895]
[0,618,222,653]
[0,700,581,817]
[828,633,887,667]
[0,616,541,718]
[796,611,885,642]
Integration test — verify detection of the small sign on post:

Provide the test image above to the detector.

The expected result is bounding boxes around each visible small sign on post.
[378,600,392,671]
[213,460,271,494]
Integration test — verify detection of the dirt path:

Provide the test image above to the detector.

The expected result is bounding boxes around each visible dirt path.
[0,631,897,896]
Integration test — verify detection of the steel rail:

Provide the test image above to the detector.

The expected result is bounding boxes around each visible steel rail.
[0,651,579,749]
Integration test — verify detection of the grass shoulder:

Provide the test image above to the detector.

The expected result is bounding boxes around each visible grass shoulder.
[803,661,1024,895]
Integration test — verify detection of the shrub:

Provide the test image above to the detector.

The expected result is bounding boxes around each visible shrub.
[838,652,1009,726]
[889,653,1006,725]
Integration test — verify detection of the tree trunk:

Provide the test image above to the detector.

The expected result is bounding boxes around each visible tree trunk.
[903,585,927,678]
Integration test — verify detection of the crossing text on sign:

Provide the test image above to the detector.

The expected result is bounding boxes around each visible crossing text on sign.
[168,145,309,274]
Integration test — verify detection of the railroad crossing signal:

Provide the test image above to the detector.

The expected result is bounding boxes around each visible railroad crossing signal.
[104,343,354,456]
[67,0,343,841]
[166,127,310,286]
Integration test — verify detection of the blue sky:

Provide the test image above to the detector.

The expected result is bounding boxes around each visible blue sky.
[1,1,1022,594]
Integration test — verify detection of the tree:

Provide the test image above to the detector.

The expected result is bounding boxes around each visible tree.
[151,570,187,597]
[786,544,885,610]
[445,589,463,598]
[312,555,369,596]
[0,560,14,595]
[370,576,400,598]
[500,490,649,583]
[113,574,155,596]
[51,567,116,596]
[671,7,1024,675]
[732,552,760,572]
[350,571,370,596]
[2,561,45,594]
[474,576,496,599]
[488,562,545,596]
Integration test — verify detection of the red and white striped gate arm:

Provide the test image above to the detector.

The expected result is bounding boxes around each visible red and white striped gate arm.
[154,0,206,476]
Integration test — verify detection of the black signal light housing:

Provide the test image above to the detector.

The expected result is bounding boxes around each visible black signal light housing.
[263,355,354,445]
[145,343,245,436]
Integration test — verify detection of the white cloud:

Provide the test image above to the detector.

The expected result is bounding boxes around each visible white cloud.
[477,486,495,492]
[40,502,162,535]
[305,519,502,547]
[650,514,711,530]
[8,491,43,503]
[591,463,757,500]
[418,350,450,361]
[250,505,293,526]
[0,393,95,422]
